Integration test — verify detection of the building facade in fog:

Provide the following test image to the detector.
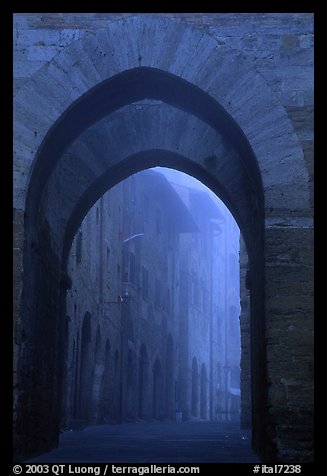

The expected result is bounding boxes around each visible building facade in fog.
[63,170,240,428]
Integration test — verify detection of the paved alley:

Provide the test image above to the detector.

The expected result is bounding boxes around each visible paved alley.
[25,421,261,464]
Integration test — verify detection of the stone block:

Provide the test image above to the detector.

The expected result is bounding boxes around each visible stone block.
[285,106,314,140]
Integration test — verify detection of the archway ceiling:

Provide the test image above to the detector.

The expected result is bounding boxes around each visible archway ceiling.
[42,100,253,257]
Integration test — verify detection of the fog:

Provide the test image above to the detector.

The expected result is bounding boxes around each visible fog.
[64,167,242,432]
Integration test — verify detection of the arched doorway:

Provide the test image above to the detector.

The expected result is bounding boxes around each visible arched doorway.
[16,67,265,458]
[16,69,265,459]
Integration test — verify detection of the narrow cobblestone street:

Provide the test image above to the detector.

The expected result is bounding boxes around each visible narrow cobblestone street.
[25,421,260,463]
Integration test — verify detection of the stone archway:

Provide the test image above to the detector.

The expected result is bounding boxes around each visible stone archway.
[13,14,312,462]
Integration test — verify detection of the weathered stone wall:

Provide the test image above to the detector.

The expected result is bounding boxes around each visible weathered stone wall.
[13,13,314,170]
[265,226,314,461]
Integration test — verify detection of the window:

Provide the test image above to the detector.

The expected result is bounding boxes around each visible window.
[142,266,149,300]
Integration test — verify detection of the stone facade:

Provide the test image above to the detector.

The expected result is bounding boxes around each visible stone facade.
[62,170,240,429]
[13,13,314,462]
